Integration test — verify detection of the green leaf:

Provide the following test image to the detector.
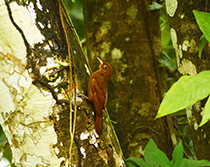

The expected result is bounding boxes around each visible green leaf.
[144,139,170,167]
[147,2,163,10]
[199,95,210,126]
[193,10,210,42]
[125,157,150,167]
[182,161,188,167]
[180,159,210,167]
[171,142,183,167]
[156,71,210,118]
[144,139,159,167]
[198,36,207,58]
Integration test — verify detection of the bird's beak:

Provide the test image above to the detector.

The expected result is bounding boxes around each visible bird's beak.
[97,57,103,65]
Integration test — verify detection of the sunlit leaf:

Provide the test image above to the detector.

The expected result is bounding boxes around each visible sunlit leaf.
[156,71,210,118]
[199,96,210,126]
[193,10,210,42]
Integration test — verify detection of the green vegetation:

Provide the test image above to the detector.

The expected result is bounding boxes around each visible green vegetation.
[126,139,210,167]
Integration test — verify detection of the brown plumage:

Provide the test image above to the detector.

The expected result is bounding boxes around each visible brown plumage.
[88,58,112,135]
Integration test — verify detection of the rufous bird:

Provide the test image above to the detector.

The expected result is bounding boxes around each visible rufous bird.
[88,57,112,135]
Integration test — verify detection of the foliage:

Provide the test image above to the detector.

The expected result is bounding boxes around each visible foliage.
[193,10,210,43]
[125,139,210,167]
[157,7,210,127]
[193,10,210,58]
[156,71,210,126]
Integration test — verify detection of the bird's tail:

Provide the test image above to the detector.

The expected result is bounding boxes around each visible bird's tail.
[95,116,103,135]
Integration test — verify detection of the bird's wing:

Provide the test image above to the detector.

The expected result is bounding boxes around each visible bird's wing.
[92,79,106,117]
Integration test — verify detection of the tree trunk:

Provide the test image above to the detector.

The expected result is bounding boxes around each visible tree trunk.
[0,0,124,166]
[166,0,210,160]
[84,0,174,159]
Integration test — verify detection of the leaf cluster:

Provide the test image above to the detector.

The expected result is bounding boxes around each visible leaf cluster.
[156,10,210,127]
[125,139,210,167]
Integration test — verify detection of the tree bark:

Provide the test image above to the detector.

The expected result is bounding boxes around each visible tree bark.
[166,0,210,160]
[84,0,174,159]
[0,0,124,166]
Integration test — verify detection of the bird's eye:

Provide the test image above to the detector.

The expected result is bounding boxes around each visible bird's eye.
[103,64,108,69]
